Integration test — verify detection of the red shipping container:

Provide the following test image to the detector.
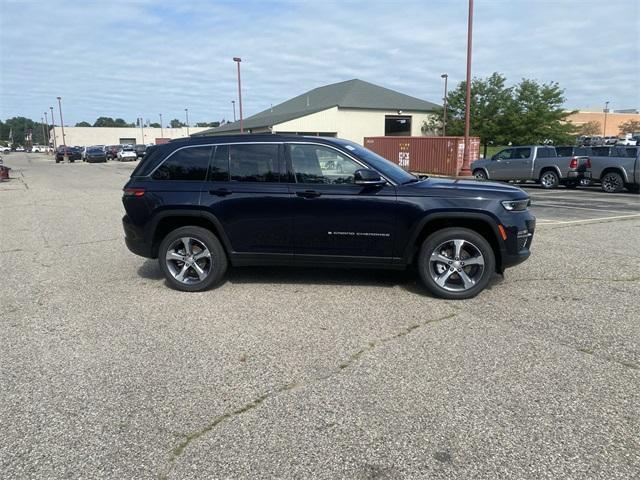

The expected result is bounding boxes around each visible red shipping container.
[363,136,480,176]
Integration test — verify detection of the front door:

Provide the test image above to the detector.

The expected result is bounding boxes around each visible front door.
[286,143,397,263]
[200,143,292,259]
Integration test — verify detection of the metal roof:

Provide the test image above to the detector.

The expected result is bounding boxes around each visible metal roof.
[195,79,439,136]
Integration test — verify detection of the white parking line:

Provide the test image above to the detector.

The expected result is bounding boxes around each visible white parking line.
[536,213,640,225]
[531,203,632,214]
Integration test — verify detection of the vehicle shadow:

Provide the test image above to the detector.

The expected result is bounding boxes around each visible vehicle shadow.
[137,259,504,297]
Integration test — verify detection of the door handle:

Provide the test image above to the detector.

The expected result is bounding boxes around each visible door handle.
[209,188,232,196]
[296,190,321,199]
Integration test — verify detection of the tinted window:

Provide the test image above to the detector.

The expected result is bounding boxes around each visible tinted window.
[494,149,513,160]
[152,146,211,181]
[290,144,361,184]
[229,144,279,182]
[209,145,230,181]
[591,146,611,157]
[555,147,572,156]
[513,147,531,159]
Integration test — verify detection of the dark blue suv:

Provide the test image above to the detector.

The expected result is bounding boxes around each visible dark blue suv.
[122,135,535,299]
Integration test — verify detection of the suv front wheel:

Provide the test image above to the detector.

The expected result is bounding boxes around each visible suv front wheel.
[418,227,495,299]
[158,226,228,292]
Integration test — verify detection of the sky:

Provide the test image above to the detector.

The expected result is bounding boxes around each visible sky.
[1,0,639,125]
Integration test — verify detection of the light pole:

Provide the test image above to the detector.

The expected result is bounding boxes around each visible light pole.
[159,113,163,138]
[57,96,67,159]
[441,73,449,136]
[232,100,236,122]
[603,101,609,137]
[185,108,190,136]
[139,117,144,144]
[233,57,244,133]
[461,0,474,176]
[49,106,57,151]
[41,117,47,148]
[43,111,51,152]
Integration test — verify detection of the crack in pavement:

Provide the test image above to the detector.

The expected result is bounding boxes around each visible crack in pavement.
[159,311,458,479]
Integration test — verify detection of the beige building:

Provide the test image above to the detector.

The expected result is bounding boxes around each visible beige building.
[195,79,439,143]
[47,126,210,147]
[566,110,640,136]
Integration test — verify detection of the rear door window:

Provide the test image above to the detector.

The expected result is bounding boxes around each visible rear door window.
[208,145,230,181]
[513,147,532,159]
[152,146,212,180]
[229,144,280,182]
[493,149,513,160]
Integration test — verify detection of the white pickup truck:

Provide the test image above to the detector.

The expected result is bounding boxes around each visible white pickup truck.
[471,145,591,189]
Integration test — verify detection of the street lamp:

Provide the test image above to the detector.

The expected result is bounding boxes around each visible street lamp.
[185,108,190,136]
[441,73,449,136]
[49,106,57,150]
[232,100,236,122]
[159,113,163,138]
[44,111,51,152]
[139,117,144,144]
[57,96,67,159]
[233,57,244,133]
[41,117,47,148]
[461,0,474,176]
[603,101,610,137]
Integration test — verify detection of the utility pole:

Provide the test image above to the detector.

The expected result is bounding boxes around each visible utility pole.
[461,0,474,176]
[603,101,609,137]
[159,113,163,138]
[43,112,50,152]
[49,106,57,151]
[140,117,144,144]
[57,96,67,160]
[232,100,236,122]
[41,117,47,148]
[185,108,190,136]
[441,73,449,136]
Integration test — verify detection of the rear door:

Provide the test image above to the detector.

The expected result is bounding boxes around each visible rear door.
[504,147,533,179]
[199,143,293,259]
[286,142,396,263]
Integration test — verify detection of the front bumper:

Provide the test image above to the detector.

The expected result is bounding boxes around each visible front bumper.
[500,215,535,270]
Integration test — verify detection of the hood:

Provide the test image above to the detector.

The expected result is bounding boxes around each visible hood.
[401,177,528,199]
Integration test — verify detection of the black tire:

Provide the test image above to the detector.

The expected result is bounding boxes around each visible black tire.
[601,172,624,193]
[539,170,559,189]
[158,226,228,292]
[417,227,495,300]
[473,169,487,180]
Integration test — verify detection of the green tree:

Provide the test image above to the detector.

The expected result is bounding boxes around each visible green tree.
[426,73,578,151]
[170,118,185,128]
[75,121,91,127]
[149,122,161,128]
[579,121,601,136]
[93,117,116,127]
[619,120,640,135]
[0,116,48,146]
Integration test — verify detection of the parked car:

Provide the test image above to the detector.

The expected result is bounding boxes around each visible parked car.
[55,146,82,163]
[471,145,591,189]
[85,146,107,163]
[588,146,640,193]
[603,136,618,145]
[616,136,638,146]
[31,145,48,153]
[2,147,11,153]
[117,146,137,161]
[105,145,120,160]
[134,144,148,159]
[15,146,25,152]
[122,135,536,299]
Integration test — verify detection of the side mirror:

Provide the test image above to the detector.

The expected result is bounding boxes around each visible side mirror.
[354,168,386,186]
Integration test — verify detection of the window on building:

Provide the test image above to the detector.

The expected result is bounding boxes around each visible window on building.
[152,146,212,181]
[229,144,280,182]
[384,116,412,136]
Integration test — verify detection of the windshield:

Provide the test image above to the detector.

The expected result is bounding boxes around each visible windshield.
[335,139,418,184]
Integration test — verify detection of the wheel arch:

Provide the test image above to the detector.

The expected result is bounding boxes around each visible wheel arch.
[149,209,232,258]
[538,165,561,179]
[473,167,490,179]
[403,212,504,272]
[599,166,628,183]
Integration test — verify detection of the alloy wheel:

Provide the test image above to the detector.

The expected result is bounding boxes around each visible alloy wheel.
[165,237,212,285]
[540,172,557,188]
[429,239,485,292]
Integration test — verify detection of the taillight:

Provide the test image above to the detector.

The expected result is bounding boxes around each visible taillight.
[123,187,145,197]
[569,157,578,169]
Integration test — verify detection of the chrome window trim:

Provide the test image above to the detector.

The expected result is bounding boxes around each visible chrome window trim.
[146,140,396,186]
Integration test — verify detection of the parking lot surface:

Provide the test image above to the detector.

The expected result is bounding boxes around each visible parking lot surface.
[1,153,639,479]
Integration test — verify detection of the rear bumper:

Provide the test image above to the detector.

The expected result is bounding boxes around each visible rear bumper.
[566,170,591,180]
[123,215,153,258]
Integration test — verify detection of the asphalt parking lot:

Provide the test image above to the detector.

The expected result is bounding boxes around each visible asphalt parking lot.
[1,153,639,479]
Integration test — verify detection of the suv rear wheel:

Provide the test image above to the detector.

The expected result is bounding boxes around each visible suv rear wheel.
[158,226,228,292]
[418,227,495,300]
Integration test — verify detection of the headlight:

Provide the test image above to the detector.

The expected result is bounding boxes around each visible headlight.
[501,199,530,211]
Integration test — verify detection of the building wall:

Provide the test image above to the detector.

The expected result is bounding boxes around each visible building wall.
[565,111,640,136]
[47,126,210,147]
[272,107,436,144]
